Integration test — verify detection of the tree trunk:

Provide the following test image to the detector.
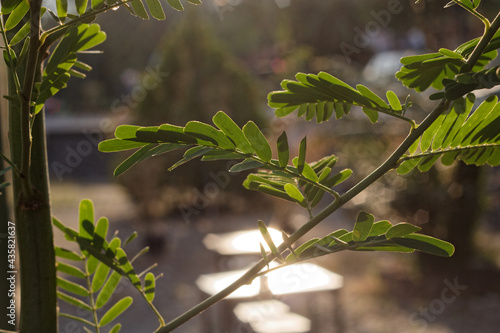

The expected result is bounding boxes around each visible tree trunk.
[7,1,58,330]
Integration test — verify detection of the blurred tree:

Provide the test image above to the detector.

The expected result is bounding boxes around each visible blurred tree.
[117,9,264,247]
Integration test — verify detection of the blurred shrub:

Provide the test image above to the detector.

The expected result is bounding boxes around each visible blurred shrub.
[118,9,265,222]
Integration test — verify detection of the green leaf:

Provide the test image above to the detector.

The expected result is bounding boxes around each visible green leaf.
[260,243,270,268]
[145,0,166,20]
[277,132,289,168]
[393,234,455,257]
[243,121,272,162]
[166,0,184,10]
[57,262,86,279]
[356,84,387,108]
[114,125,141,139]
[56,0,68,19]
[108,323,122,333]
[57,277,89,297]
[324,234,349,247]
[284,183,305,205]
[396,52,463,92]
[297,137,307,174]
[96,271,122,309]
[386,222,422,239]
[213,111,254,154]
[168,146,214,171]
[115,248,141,288]
[124,232,138,245]
[4,0,29,31]
[75,0,88,15]
[352,211,374,242]
[60,312,95,328]
[9,20,29,46]
[130,0,149,18]
[0,0,22,15]
[57,291,92,312]
[368,220,392,237]
[397,158,421,175]
[184,121,235,149]
[94,217,109,252]
[79,199,94,240]
[322,169,352,188]
[144,273,156,302]
[86,255,99,275]
[386,91,402,111]
[201,150,242,161]
[55,247,84,261]
[99,296,133,327]
[289,238,320,261]
[362,107,379,123]
[230,159,265,173]
[258,220,283,262]
[113,144,155,177]
[439,48,464,60]
[91,0,105,9]
[301,162,319,182]
[92,262,111,293]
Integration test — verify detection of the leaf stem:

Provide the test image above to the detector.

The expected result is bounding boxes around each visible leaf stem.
[85,259,101,333]
[0,15,22,95]
[0,151,22,177]
[397,143,500,164]
[451,0,490,28]
[465,11,500,68]
[19,0,44,199]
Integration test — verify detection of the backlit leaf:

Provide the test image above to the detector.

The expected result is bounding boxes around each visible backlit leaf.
[57,262,86,279]
[352,211,374,242]
[79,199,94,240]
[213,111,253,154]
[297,137,307,174]
[258,220,283,262]
[92,262,111,293]
[57,291,92,312]
[393,234,455,257]
[144,273,156,302]
[145,0,166,20]
[166,0,184,10]
[386,222,422,239]
[99,297,133,327]
[57,277,89,297]
[277,132,289,168]
[243,122,272,162]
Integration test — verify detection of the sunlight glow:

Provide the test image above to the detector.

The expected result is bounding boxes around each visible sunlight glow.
[203,228,283,255]
[234,301,310,333]
[196,269,261,299]
[266,263,343,295]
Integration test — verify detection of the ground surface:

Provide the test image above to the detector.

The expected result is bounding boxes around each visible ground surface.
[52,182,500,333]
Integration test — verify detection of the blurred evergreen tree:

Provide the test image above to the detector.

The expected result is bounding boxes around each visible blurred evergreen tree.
[117,9,264,236]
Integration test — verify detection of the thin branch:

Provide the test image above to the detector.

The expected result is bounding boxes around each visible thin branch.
[40,0,137,47]
[0,151,22,177]
[451,0,490,28]
[0,14,23,96]
[465,11,500,69]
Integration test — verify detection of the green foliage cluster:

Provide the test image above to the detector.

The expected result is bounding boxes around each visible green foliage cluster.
[53,199,164,332]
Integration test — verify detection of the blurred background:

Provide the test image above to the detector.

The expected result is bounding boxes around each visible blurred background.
[6,0,500,332]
